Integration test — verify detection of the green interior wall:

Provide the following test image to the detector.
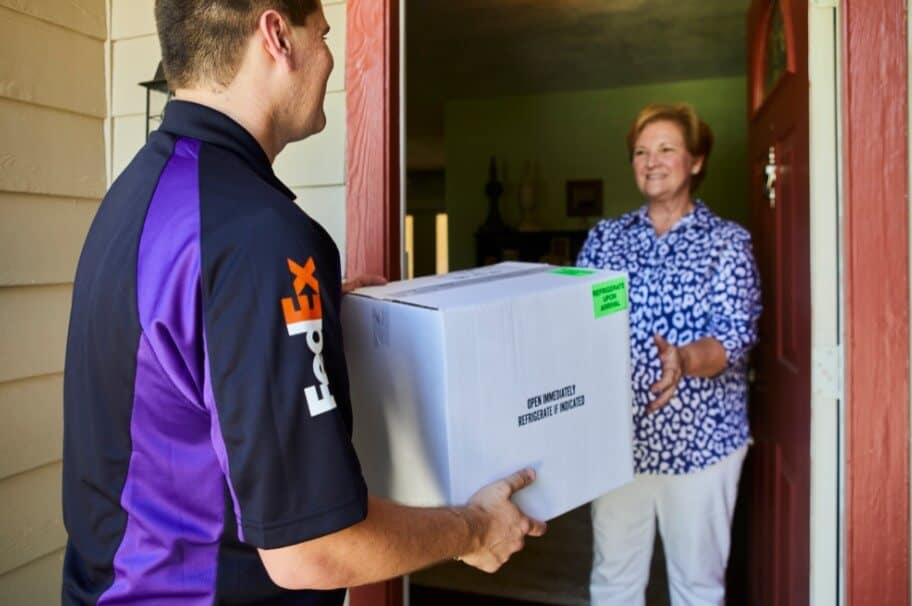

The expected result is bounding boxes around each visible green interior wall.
[444,76,749,270]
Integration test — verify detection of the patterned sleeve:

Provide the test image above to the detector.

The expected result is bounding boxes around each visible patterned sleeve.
[576,221,606,268]
[707,227,762,365]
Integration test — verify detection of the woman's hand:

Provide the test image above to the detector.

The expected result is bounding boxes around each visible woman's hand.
[342,274,388,294]
[647,334,684,414]
[647,335,729,413]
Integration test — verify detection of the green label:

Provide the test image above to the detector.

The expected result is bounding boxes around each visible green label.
[592,278,628,318]
[551,268,596,277]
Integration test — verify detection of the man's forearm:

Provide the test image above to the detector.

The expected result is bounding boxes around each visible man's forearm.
[328,496,479,586]
[259,496,479,590]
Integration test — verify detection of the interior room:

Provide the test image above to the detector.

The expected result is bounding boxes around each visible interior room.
[403,1,751,604]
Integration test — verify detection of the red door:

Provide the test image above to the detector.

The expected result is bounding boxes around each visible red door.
[744,1,810,605]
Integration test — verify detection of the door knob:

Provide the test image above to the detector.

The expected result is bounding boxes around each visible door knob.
[763,146,777,209]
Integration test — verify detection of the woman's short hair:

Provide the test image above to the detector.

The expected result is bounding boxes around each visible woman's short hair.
[626,103,714,192]
[155,0,319,89]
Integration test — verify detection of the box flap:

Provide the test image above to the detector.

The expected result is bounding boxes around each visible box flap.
[351,262,624,310]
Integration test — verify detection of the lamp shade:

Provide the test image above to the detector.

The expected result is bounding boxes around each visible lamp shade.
[138,61,169,94]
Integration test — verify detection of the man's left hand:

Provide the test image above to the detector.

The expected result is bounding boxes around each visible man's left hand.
[342,274,388,294]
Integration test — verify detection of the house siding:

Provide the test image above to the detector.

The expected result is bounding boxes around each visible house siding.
[0,0,106,602]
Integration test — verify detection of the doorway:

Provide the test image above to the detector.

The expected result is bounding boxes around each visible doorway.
[403,2,758,605]
[404,2,753,282]
[347,1,912,605]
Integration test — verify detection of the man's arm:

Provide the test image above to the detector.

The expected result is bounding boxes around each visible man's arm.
[259,469,546,590]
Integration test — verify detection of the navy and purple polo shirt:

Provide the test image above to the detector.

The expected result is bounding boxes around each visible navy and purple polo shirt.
[62,100,367,605]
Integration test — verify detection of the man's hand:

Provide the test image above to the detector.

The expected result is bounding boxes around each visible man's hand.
[458,468,547,573]
[647,334,685,414]
[342,274,387,294]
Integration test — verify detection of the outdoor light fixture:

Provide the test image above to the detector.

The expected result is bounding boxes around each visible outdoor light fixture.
[138,61,171,141]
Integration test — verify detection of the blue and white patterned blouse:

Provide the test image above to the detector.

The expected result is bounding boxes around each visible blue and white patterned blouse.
[577,201,762,475]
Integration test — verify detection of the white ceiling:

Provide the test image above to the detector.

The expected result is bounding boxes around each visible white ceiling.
[406,0,750,140]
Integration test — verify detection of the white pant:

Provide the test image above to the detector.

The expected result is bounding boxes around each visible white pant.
[590,445,748,606]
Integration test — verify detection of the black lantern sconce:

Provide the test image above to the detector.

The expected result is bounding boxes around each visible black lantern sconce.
[138,61,171,141]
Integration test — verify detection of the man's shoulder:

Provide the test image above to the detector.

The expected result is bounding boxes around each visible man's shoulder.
[198,195,341,297]
[198,143,292,208]
[205,204,333,262]
[195,149,315,251]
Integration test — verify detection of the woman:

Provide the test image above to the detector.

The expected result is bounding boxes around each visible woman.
[577,104,761,606]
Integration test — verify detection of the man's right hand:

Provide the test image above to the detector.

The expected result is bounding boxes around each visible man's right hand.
[459,468,547,573]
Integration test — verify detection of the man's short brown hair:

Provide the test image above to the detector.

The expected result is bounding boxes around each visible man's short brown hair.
[155,0,319,89]
[626,103,714,192]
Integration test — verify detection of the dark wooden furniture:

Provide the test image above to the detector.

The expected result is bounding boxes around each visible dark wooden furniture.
[475,229,589,267]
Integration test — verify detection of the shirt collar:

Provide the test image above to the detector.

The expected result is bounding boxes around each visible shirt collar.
[624,199,713,232]
[158,100,296,200]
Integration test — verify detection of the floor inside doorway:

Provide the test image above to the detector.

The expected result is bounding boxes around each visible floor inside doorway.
[409,505,671,606]
[408,469,751,606]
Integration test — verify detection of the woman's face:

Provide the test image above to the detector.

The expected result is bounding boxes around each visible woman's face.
[631,120,703,204]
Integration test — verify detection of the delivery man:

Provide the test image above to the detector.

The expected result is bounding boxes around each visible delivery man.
[60,1,545,603]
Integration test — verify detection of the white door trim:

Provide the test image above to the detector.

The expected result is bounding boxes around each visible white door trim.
[808,2,844,605]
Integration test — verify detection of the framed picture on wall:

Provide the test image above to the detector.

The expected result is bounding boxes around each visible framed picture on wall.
[566,179,603,217]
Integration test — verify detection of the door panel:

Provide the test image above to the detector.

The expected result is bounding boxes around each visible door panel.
[775,133,799,372]
[745,1,810,604]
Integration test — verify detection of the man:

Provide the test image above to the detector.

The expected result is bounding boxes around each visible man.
[61,1,545,604]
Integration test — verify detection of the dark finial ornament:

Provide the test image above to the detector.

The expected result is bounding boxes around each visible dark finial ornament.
[480,156,508,233]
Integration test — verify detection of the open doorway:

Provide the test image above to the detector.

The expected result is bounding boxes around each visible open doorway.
[403,2,753,605]
[404,0,751,281]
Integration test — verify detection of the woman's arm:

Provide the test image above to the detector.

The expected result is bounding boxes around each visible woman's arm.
[679,336,728,377]
[648,228,762,414]
[647,334,727,414]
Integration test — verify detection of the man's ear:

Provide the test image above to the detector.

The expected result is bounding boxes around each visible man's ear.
[257,9,293,66]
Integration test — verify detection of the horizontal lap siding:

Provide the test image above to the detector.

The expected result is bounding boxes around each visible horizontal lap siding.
[0,0,106,601]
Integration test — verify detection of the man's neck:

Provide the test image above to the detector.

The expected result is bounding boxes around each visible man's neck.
[173,86,284,163]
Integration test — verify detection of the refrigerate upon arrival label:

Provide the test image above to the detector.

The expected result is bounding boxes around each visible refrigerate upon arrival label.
[518,384,586,427]
[592,277,628,318]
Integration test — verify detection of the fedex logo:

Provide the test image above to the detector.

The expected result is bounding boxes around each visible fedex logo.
[281,257,337,417]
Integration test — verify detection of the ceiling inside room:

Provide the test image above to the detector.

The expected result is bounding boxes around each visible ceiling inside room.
[406,0,750,156]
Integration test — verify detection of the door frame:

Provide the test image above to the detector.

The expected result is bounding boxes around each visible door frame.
[344,0,404,604]
[344,1,911,605]
[808,3,841,604]
[344,0,402,283]
[841,1,910,604]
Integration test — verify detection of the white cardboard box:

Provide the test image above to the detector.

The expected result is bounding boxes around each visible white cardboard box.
[341,262,634,521]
